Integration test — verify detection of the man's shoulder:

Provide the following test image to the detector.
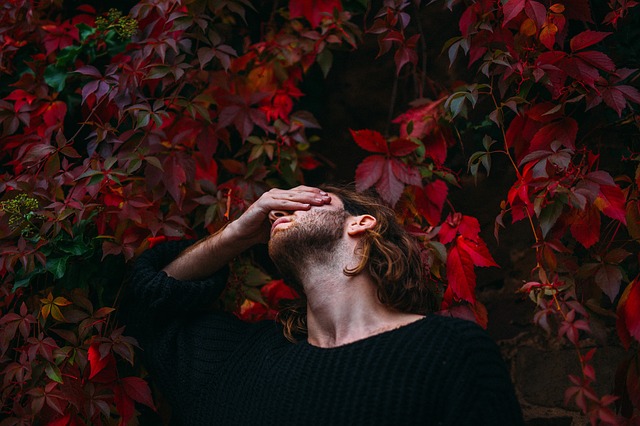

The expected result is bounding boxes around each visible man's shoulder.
[407,314,496,352]
[415,313,487,335]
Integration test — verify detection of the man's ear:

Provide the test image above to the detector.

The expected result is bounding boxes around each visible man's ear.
[346,214,377,236]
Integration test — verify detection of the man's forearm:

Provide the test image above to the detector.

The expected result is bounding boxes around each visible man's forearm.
[162,186,331,281]
[161,221,256,281]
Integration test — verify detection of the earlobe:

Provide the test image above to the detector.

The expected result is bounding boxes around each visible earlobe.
[347,214,377,236]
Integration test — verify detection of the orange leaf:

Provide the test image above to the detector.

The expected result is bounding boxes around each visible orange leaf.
[549,3,565,13]
[520,18,537,36]
[539,23,558,50]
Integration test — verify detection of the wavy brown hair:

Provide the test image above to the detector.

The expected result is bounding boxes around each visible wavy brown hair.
[277,185,439,342]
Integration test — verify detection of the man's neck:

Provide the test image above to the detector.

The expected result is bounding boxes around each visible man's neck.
[300,257,424,348]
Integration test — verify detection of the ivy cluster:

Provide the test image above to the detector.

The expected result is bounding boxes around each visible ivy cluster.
[0,193,39,232]
[95,8,138,40]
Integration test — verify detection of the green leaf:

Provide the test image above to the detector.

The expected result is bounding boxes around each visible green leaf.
[243,267,272,287]
[44,65,69,92]
[46,256,69,280]
[243,286,265,304]
[58,240,91,256]
[146,66,171,79]
[13,276,32,291]
[77,23,95,41]
[45,363,64,384]
[145,156,163,170]
[56,45,83,68]
[446,93,466,118]
[316,49,333,77]
[88,174,105,186]
[539,201,564,238]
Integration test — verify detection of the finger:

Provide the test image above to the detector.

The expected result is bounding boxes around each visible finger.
[267,188,330,206]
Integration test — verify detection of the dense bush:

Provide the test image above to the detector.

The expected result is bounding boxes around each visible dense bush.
[0,0,639,424]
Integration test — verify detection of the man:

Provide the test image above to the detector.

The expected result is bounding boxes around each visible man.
[126,185,523,425]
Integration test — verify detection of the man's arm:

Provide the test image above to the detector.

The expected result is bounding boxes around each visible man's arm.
[162,185,331,280]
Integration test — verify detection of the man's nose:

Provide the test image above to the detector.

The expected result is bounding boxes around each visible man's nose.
[268,210,290,224]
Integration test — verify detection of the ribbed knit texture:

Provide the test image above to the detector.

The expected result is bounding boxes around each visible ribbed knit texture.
[125,242,524,425]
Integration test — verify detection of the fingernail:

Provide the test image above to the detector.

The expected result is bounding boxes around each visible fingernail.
[319,191,328,195]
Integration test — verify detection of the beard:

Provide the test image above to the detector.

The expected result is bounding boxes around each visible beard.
[268,209,346,292]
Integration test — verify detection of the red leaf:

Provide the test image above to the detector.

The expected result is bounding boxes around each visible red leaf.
[23,143,56,164]
[388,138,419,156]
[393,97,445,139]
[595,184,627,224]
[88,342,109,379]
[289,0,343,27]
[355,155,384,192]
[437,301,488,328]
[390,159,421,186]
[575,51,616,72]
[569,205,601,249]
[236,299,271,322]
[446,244,476,304]
[562,56,600,87]
[617,278,640,348]
[502,0,525,27]
[570,30,612,52]
[42,101,67,127]
[394,45,418,75]
[41,22,79,55]
[602,86,628,117]
[439,214,481,244]
[113,383,135,423]
[456,236,498,267]
[76,65,102,78]
[47,414,72,426]
[526,102,564,122]
[536,51,569,68]
[524,0,547,29]
[350,129,388,153]
[617,84,640,104]
[414,180,448,226]
[261,279,299,307]
[595,264,623,302]
[121,377,155,410]
[376,160,406,206]
[459,6,476,37]
[423,128,449,164]
[459,215,482,241]
[439,221,458,245]
[529,117,578,152]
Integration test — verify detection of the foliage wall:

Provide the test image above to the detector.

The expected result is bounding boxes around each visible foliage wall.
[1,0,639,424]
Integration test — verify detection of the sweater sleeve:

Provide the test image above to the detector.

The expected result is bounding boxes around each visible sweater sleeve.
[121,240,256,416]
[127,239,227,314]
[441,319,524,426]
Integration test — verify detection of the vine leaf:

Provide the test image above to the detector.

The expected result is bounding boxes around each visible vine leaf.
[569,205,600,249]
[446,244,476,303]
[413,180,448,226]
[288,0,342,27]
[617,278,640,349]
[352,129,420,206]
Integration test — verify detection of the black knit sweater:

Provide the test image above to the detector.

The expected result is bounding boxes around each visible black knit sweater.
[125,241,524,425]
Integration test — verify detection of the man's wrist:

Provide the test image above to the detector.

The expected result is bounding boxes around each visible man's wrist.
[220,220,262,250]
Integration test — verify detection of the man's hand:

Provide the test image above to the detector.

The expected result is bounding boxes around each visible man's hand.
[162,186,331,280]
[225,186,331,245]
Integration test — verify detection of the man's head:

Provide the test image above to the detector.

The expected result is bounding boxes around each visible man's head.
[267,202,347,289]
[271,185,439,341]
